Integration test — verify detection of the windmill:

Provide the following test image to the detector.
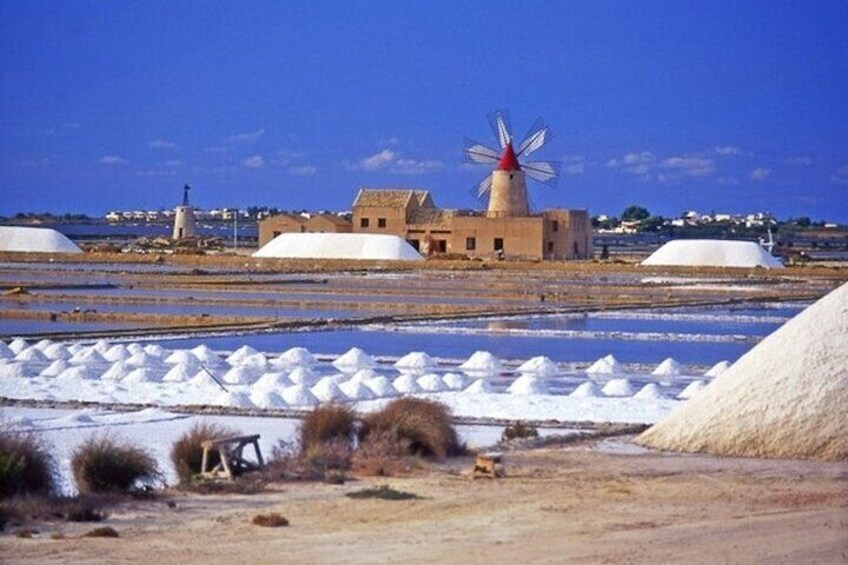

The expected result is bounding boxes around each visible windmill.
[464,109,561,218]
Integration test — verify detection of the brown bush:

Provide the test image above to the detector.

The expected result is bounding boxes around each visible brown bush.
[359,398,463,460]
[252,512,289,527]
[170,422,238,484]
[71,436,159,494]
[83,526,119,538]
[299,405,356,455]
[501,421,539,442]
[0,426,55,499]
[351,430,416,477]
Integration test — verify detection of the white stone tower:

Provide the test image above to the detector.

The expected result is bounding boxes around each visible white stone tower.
[172,183,197,240]
[487,142,529,218]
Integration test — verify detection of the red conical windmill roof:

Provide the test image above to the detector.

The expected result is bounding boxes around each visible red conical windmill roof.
[497,142,521,171]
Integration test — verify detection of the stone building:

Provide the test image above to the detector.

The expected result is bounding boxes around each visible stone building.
[258,212,351,247]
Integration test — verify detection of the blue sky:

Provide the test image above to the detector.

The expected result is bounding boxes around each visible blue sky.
[2,1,847,221]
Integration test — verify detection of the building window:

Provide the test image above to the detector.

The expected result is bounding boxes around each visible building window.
[378,218,387,228]
[547,241,554,252]
[360,217,370,228]
[465,237,476,251]
[435,240,447,253]
[494,238,504,251]
[552,220,559,232]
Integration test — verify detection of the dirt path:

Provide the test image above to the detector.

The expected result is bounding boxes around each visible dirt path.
[3,441,846,564]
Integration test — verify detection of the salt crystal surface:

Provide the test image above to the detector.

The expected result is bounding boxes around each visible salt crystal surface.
[165,350,200,365]
[58,366,98,381]
[143,344,166,357]
[222,366,260,385]
[349,368,380,383]
[332,347,376,370]
[103,345,130,362]
[394,351,436,371]
[126,343,145,355]
[41,359,70,377]
[235,353,268,371]
[253,372,291,391]
[459,351,502,374]
[463,378,493,393]
[570,382,603,398]
[705,360,732,377]
[364,376,398,398]
[162,364,195,383]
[9,338,30,354]
[0,362,28,379]
[41,343,70,360]
[508,375,549,395]
[287,367,319,386]
[100,361,132,381]
[69,349,106,366]
[214,391,254,408]
[124,367,161,384]
[312,377,346,402]
[652,357,682,376]
[276,347,316,367]
[250,390,287,408]
[393,373,423,394]
[227,345,259,365]
[16,348,48,363]
[92,340,112,354]
[0,341,14,358]
[253,232,423,261]
[339,379,376,400]
[33,339,55,351]
[442,372,470,391]
[641,239,783,269]
[0,226,82,253]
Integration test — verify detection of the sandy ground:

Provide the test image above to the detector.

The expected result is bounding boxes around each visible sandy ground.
[3,440,846,564]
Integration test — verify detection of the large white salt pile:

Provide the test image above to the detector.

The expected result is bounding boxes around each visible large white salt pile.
[222,366,260,385]
[165,350,199,365]
[275,347,316,367]
[100,361,132,381]
[0,226,82,253]
[287,367,319,386]
[162,364,195,383]
[253,232,423,261]
[16,348,48,363]
[442,372,470,390]
[333,347,376,371]
[9,338,30,355]
[633,383,667,399]
[641,239,783,269]
[214,391,255,408]
[250,390,287,409]
[677,380,707,399]
[0,341,14,358]
[463,378,493,393]
[349,368,380,383]
[0,363,28,379]
[507,375,549,395]
[227,345,260,365]
[395,351,436,371]
[282,383,319,407]
[364,376,399,397]
[339,379,376,400]
[417,373,447,392]
[41,343,70,360]
[103,345,130,363]
[123,367,161,384]
[191,345,225,366]
[143,344,166,357]
[638,283,848,460]
[586,354,624,375]
[652,357,682,376]
[40,359,70,377]
[69,348,106,365]
[570,381,603,398]
[705,360,732,377]
[459,351,502,374]
[311,377,346,402]
[601,378,635,397]
[516,356,559,376]
[393,373,423,394]
[253,372,291,391]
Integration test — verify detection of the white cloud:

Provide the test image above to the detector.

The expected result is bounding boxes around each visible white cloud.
[750,167,770,181]
[784,156,812,166]
[242,155,265,169]
[149,139,176,150]
[661,156,715,177]
[562,155,590,175]
[606,151,656,175]
[229,128,265,144]
[100,155,129,165]
[289,164,317,176]
[829,166,848,185]
[714,145,742,155]
[348,148,442,175]
[164,160,182,168]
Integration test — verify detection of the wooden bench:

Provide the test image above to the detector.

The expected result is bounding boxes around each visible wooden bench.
[472,452,504,479]
[200,434,265,480]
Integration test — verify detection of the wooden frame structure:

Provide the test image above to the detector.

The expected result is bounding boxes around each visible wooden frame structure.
[200,434,265,480]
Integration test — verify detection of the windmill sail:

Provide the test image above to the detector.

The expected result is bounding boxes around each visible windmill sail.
[487,109,512,149]
[523,160,560,186]
[517,117,553,158]
[463,138,500,164]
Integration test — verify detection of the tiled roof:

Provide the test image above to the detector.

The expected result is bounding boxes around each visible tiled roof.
[353,188,431,208]
[408,208,453,227]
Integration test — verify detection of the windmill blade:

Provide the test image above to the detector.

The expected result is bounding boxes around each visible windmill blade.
[517,117,554,158]
[470,174,494,203]
[487,108,512,149]
[523,160,561,187]
[463,138,500,165]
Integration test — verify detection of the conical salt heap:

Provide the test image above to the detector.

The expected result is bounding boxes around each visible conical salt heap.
[637,283,848,461]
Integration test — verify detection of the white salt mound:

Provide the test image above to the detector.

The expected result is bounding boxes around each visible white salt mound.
[0,363,28,379]
[250,390,287,409]
[41,343,70,360]
[227,345,260,365]
[282,384,319,407]
[123,368,161,384]
[641,239,783,269]
[191,345,224,365]
[253,232,423,261]
[652,357,682,376]
[165,350,200,365]
[394,351,436,371]
[41,359,70,378]
[287,367,319,386]
[459,351,502,374]
[312,377,347,402]
[677,380,707,400]
[463,378,493,393]
[276,347,316,367]
[586,354,624,375]
[253,372,291,391]
[222,366,260,385]
[570,381,603,398]
[508,375,549,395]
[442,372,469,390]
[333,347,376,370]
[602,378,635,397]
[349,368,379,383]
[0,341,14,358]
[100,361,132,381]
[417,373,447,392]
[517,356,559,376]
[634,383,666,399]
[9,339,30,354]
[364,376,399,397]
[215,391,255,408]
[393,373,423,394]
[339,379,376,400]
[103,345,130,362]
[16,348,48,363]
[162,364,195,383]
[143,344,166,357]
[651,284,848,459]
[0,226,82,253]
[705,360,732,377]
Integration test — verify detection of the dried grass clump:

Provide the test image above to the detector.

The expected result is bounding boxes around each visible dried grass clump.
[299,405,356,454]
[83,526,119,538]
[0,427,55,499]
[351,430,416,477]
[359,398,463,460]
[345,485,420,501]
[252,512,289,527]
[501,421,539,443]
[71,436,159,494]
[170,422,239,484]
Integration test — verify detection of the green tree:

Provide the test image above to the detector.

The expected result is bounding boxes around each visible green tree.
[621,205,650,221]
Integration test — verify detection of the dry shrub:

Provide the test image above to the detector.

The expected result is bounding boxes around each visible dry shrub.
[71,436,159,494]
[15,527,37,538]
[352,430,416,477]
[501,421,539,442]
[303,438,352,481]
[170,422,238,484]
[0,427,55,499]
[252,512,289,527]
[83,526,119,538]
[299,405,356,454]
[345,485,420,501]
[359,398,463,460]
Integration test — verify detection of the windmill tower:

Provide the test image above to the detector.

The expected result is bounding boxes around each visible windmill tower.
[464,109,560,218]
[172,183,197,240]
